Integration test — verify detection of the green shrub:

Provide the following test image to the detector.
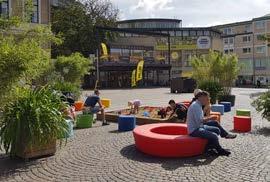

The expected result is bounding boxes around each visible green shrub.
[54,53,91,85]
[198,80,223,104]
[252,91,270,122]
[0,87,68,156]
[52,81,81,100]
[191,50,239,95]
[0,17,61,107]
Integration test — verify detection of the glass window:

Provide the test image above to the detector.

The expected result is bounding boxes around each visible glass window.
[31,0,39,23]
[255,21,265,29]
[255,59,266,68]
[203,31,210,36]
[190,31,196,36]
[229,37,234,44]
[223,28,232,34]
[175,31,182,36]
[197,31,203,36]
[243,47,251,54]
[182,31,189,36]
[223,38,228,44]
[256,46,266,53]
[224,49,229,54]
[169,31,175,37]
[242,35,251,42]
[257,34,265,41]
[0,0,9,17]
[244,24,252,32]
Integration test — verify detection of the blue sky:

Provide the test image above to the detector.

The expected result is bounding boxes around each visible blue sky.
[111,0,270,27]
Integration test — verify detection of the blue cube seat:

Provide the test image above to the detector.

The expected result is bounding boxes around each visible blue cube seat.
[211,104,225,115]
[118,115,136,132]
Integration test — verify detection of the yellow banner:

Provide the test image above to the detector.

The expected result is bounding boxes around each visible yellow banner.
[136,60,144,81]
[101,43,108,56]
[131,70,136,87]
[182,71,193,77]
[155,44,197,51]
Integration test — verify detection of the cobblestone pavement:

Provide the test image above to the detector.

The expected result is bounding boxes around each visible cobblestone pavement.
[0,88,270,182]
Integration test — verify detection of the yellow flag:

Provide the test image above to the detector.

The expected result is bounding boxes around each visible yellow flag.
[101,43,108,56]
[136,60,144,81]
[131,70,136,87]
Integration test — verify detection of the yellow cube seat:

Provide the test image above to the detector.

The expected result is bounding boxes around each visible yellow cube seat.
[101,98,111,108]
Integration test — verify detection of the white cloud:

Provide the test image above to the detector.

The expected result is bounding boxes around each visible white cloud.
[111,0,270,26]
[130,0,174,17]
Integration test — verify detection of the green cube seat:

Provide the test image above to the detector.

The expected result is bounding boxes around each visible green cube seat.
[76,114,93,128]
[236,109,251,117]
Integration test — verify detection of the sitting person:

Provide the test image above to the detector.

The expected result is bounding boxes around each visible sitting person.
[168,100,188,122]
[62,106,76,122]
[128,99,142,114]
[191,89,212,117]
[187,91,236,156]
[84,89,109,126]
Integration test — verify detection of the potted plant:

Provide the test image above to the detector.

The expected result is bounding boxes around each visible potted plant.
[217,53,239,106]
[198,80,223,104]
[0,87,68,159]
[191,51,239,106]
[252,91,270,122]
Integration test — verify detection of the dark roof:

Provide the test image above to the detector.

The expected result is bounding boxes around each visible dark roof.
[214,20,252,28]
[96,26,222,36]
[117,18,182,24]
[125,27,222,34]
[214,14,270,28]
[253,14,270,21]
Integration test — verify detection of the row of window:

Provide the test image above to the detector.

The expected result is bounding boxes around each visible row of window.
[118,22,181,29]
[119,30,218,38]
[0,0,39,23]
[223,20,266,35]
[242,46,267,54]
[224,46,267,54]
[224,33,268,45]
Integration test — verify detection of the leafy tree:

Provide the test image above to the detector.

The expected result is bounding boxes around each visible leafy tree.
[54,52,91,85]
[191,50,240,95]
[252,91,270,122]
[0,6,61,107]
[51,0,119,57]
[198,80,223,104]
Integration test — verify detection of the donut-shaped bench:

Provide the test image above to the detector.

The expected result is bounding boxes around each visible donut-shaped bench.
[133,123,207,157]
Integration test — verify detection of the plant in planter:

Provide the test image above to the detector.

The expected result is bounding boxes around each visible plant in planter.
[52,81,81,101]
[191,50,240,106]
[0,87,68,159]
[198,80,223,104]
[252,91,270,122]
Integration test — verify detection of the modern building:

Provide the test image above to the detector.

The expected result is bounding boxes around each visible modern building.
[215,14,270,85]
[0,0,51,24]
[90,18,223,88]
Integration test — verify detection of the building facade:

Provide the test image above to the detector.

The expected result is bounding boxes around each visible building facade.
[0,0,50,24]
[215,14,270,85]
[90,19,223,88]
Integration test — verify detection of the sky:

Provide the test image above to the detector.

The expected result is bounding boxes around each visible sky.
[110,0,270,27]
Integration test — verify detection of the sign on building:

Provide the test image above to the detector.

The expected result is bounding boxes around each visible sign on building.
[197,36,211,49]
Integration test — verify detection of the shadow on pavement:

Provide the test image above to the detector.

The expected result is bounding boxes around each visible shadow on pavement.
[0,153,50,180]
[109,129,121,133]
[251,126,270,137]
[120,144,218,171]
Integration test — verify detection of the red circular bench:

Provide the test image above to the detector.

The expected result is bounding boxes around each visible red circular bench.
[133,123,207,157]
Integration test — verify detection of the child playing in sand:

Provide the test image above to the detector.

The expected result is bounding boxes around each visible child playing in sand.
[128,99,142,114]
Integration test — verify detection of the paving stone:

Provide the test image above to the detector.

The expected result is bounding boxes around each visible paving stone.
[0,88,270,182]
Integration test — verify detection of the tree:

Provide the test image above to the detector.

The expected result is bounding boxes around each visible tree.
[0,6,61,107]
[54,52,91,85]
[191,50,240,95]
[258,34,270,47]
[51,0,119,57]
